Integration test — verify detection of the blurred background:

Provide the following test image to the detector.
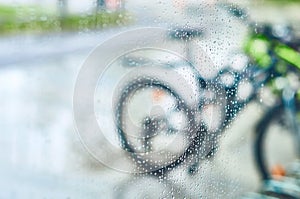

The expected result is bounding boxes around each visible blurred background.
[1,0,300,198]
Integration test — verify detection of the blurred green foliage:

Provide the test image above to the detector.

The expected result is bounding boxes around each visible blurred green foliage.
[0,4,131,35]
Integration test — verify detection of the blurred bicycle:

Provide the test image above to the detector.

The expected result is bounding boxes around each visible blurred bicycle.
[113,3,300,179]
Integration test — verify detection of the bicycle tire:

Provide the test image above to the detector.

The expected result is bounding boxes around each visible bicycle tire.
[115,77,206,175]
[254,101,300,180]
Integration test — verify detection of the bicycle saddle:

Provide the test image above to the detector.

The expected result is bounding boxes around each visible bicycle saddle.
[168,28,204,40]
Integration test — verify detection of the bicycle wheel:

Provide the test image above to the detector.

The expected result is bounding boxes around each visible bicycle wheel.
[254,101,300,180]
[74,27,221,173]
[115,76,206,175]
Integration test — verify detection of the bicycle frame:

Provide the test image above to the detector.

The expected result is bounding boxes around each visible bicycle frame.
[116,4,300,176]
[180,21,300,174]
